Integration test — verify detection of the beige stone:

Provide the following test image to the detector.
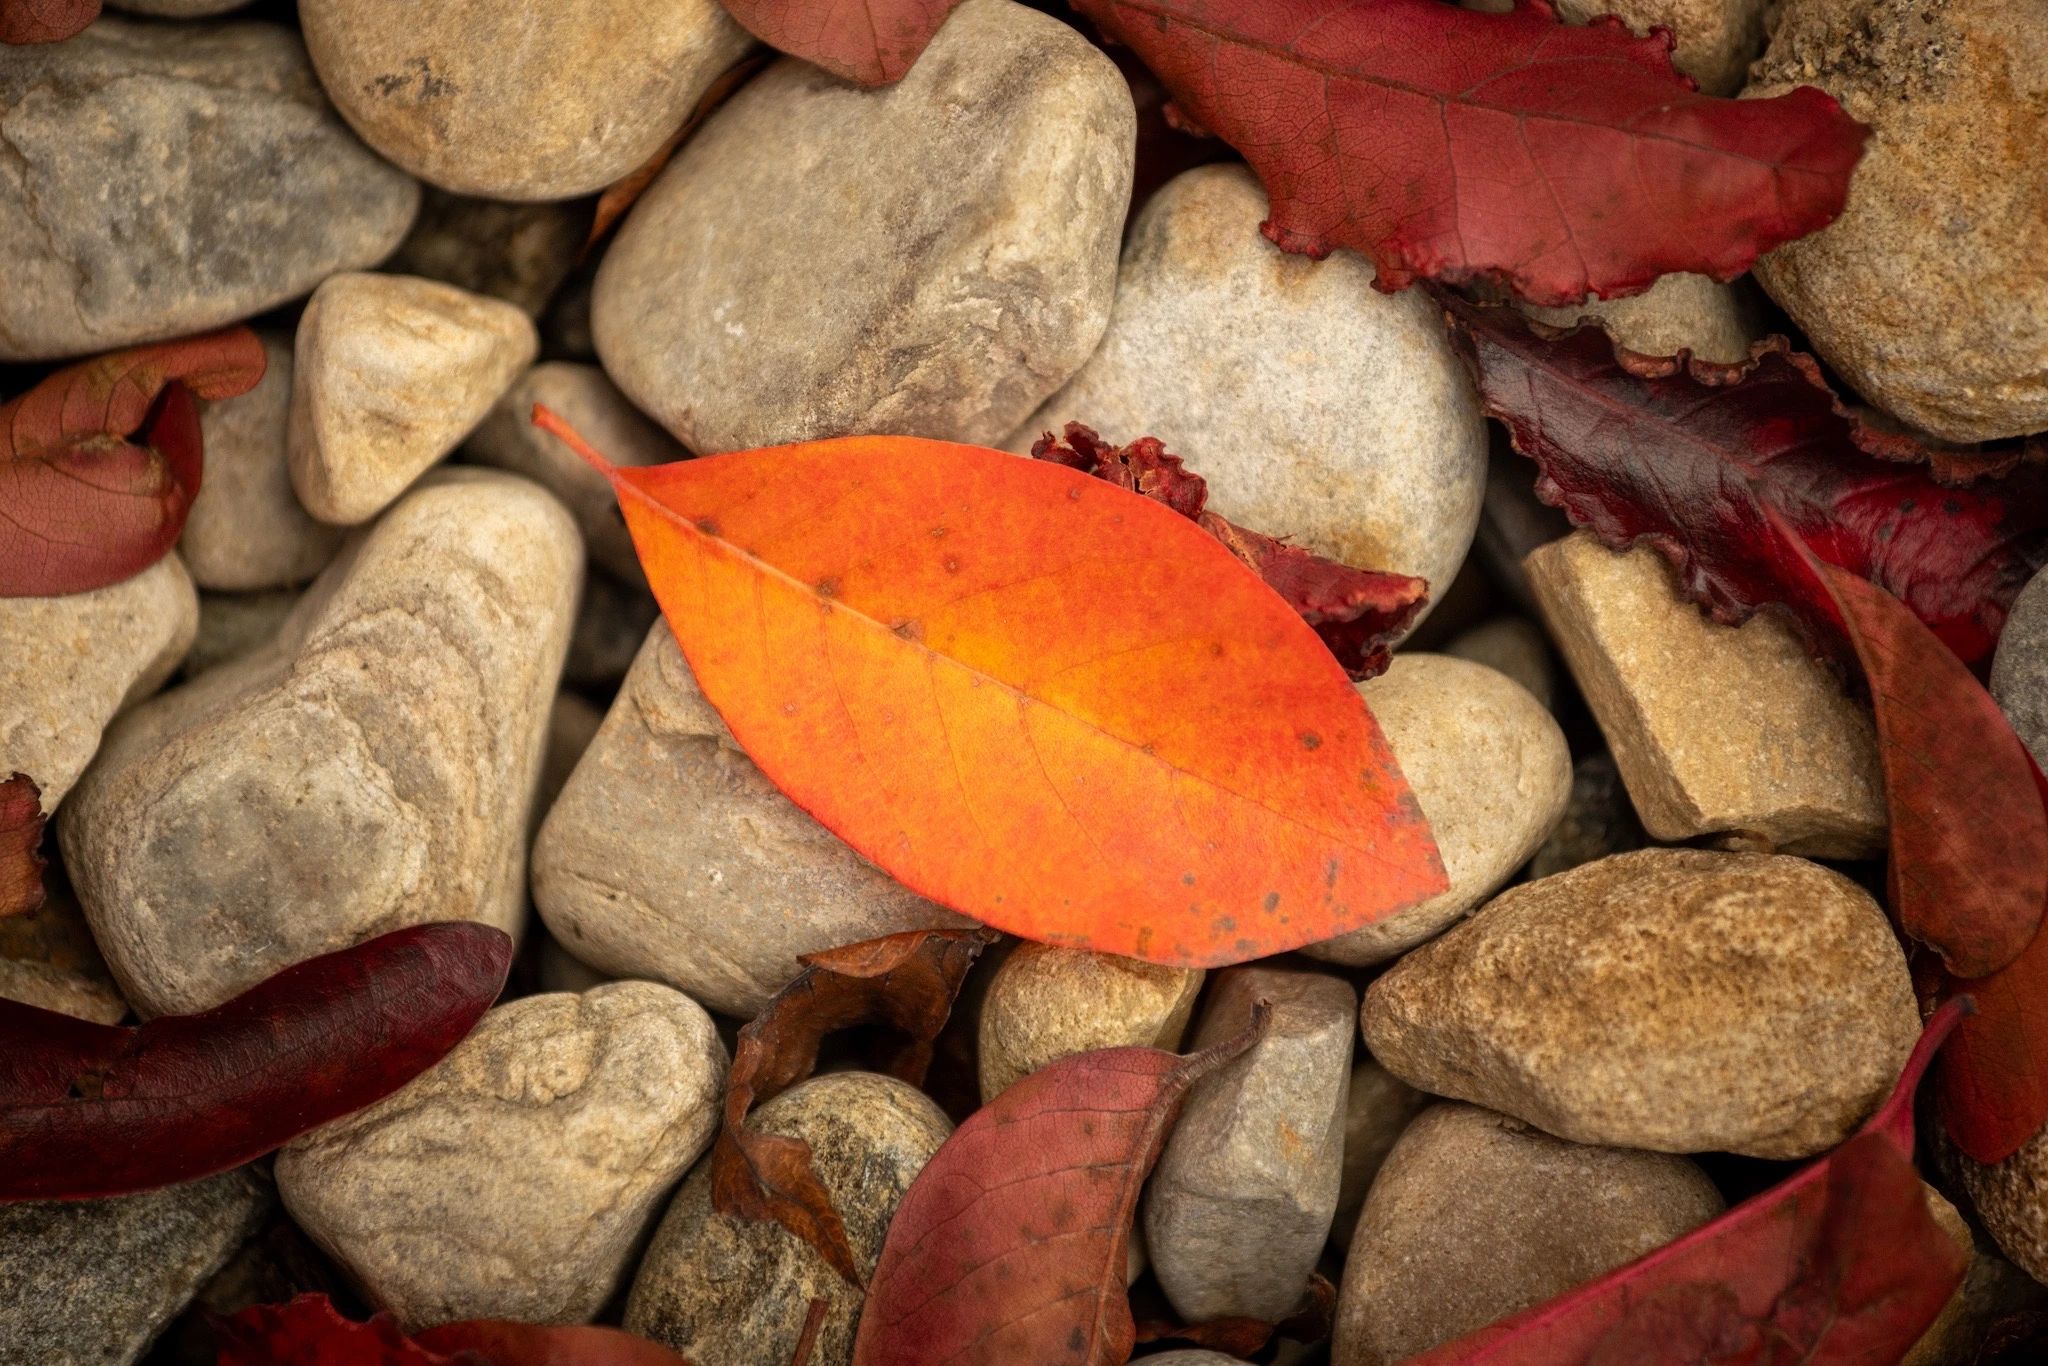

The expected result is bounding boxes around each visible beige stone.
[180,334,344,591]
[1303,654,1570,966]
[1521,271,1766,363]
[626,1072,951,1366]
[1443,617,1554,711]
[1145,965,1355,1322]
[468,362,686,582]
[977,944,1202,1102]
[0,878,127,1025]
[388,189,588,316]
[0,554,196,813]
[279,983,725,1328]
[1527,532,1886,856]
[1566,0,1770,94]
[1955,1124,2048,1288]
[594,0,1133,452]
[1991,565,2048,768]
[1332,1104,1723,1366]
[534,623,967,1019]
[185,589,299,679]
[1749,0,2048,441]
[0,20,419,362]
[290,273,538,525]
[1362,849,1920,1158]
[300,0,752,200]
[1012,165,1486,618]
[61,473,581,1016]
[537,693,603,830]
[1329,1058,1430,1252]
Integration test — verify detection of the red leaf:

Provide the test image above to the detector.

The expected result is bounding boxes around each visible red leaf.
[0,327,267,597]
[1031,422,1428,679]
[1401,1000,1973,1365]
[1070,0,1867,306]
[1925,913,2048,1165]
[851,1004,1270,1365]
[218,1292,692,1365]
[0,0,98,45]
[711,927,997,1285]
[0,773,44,919]
[1446,295,2048,982]
[0,922,509,1201]
[717,0,964,86]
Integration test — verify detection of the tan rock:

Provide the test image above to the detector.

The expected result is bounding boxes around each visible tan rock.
[1748,0,2048,441]
[1991,565,2048,769]
[185,589,300,679]
[0,877,127,1025]
[61,472,581,1016]
[1443,617,1554,711]
[289,273,537,525]
[300,0,752,201]
[594,0,1134,452]
[1521,271,1767,363]
[1955,1123,2048,1288]
[1303,654,1571,966]
[1527,532,1886,857]
[1329,1058,1431,1252]
[1362,849,1920,1158]
[180,334,344,590]
[278,983,725,1328]
[626,1072,951,1366]
[977,944,1202,1102]
[468,362,686,583]
[537,693,603,829]
[0,554,196,812]
[533,623,967,1018]
[1012,164,1487,616]
[1563,0,1770,94]
[1145,965,1355,1322]
[1332,1103,1723,1366]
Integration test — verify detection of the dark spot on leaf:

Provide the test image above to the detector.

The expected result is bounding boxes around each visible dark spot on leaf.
[892,618,924,641]
[1300,729,1322,750]
[1182,872,1196,886]
[816,576,840,598]
[696,517,719,535]
[1068,1326,1087,1353]
[1263,891,1281,913]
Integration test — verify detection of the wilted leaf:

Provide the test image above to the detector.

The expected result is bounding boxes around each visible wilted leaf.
[0,773,44,919]
[718,0,963,85]
[532,406,1447,968]
[852,1005,1270,1365]
[217,1292,693,1365]
[712,926,997,1284]
[1072,0,1867,306]
[1446,296,2048,983]
[1,327,266,597]
[0,0,98,45]
[1403,1000,1973,1365]
[1033,423,1427,678]
[586,52,770,251]
[0,922,509,1201]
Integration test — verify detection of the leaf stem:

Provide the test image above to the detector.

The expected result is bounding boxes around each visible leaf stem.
[530,403,617,476]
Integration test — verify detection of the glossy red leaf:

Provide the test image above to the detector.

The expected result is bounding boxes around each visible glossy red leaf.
[1403,1000,1973,1365]
[718,0,963,86]
[1032,423,1427,678]
[1,327,266,597]
[712,927,997,1285]
[0,0,98,45]
[218,1293,692,1365]
[0,773,44,919]
[852,1005,1269,1365]
[0,922,509,1201]
[1071,0,1866,306]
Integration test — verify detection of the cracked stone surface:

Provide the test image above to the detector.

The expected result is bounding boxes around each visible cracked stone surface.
[593,0,1133,452]
[533,622,968,1019]
[277,982,726,1328]
[0,18,418,361]
[60,471,581,1016]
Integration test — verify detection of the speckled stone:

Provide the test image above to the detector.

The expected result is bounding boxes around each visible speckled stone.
[1303,654,1570,966]
[467,362,686,583]
[0,19,418,361]
[533,623,968,1018]
[595,0,1133,452]
[625,1072,951,1366]
[1954,1122,2048,1289]
[179,334,343,591]
[1749,0,2048,441]
[1012,164,1486,621]
[289,273,537,525]
[1362,849,1920,1158]
[300,0,752,200]
[977,944,1203,1101]
[1906,1182,2048,1364]
[278,983,724,1328]
[0,554,196,812]
[1329,1057,1431,1252]
[1991,565,2048,769]
[61,473,580,1016]
[387,189,589,316]
[1528,532,1886,857]
[0,1169,271,1366]
[1521,271,1766,363]
[1145,965,1355,1322]
[1332,1104,1723,1366]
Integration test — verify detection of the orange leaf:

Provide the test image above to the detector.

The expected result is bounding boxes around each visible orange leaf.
[532,407,1446,968]
[0,774,44,919]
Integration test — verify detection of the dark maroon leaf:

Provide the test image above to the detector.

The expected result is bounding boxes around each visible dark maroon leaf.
[0,773,44,918]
